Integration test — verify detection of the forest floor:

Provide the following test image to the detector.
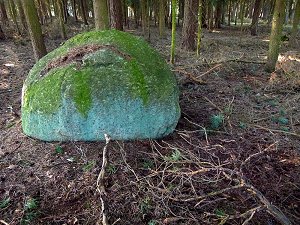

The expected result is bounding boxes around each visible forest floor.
[0,22,300,225]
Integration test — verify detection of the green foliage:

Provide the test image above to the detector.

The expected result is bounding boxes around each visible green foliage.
[165,149,182,161]
[142,159,154,169]
[83,161,96,172]
[55,146,64,154]
[210,113,224,130]
[21,198,39,225]
[107,164,117,174]
[215,208,226,217]
[0,197,10,209]
[148,220,157,225]
[140,196,152,214]
[277,117,289,125]
[239,121,247,129]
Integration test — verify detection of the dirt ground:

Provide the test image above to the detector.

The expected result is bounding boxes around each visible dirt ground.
[0,23,300,225]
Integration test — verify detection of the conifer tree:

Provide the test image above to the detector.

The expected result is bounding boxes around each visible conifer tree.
[182,0,198,50]
[289,0,300,47]
[170,0,176,64]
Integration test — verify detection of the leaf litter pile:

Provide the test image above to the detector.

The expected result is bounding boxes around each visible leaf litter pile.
[0,26,299,225]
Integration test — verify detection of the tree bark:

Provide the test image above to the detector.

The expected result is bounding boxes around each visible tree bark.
[159,0,166,37]
[9,0,21,34]
[215,0,222,28]
[80,0,88,25]
[15,0,27,31]
[170,0,176,64]
[250,0,263,35]
[72,0,78,21]
[182,0,199,50]
[93,0,109,30]
[197,0,203,56]
[266,0,286,72]
[289,0,300,47]
[0,0,9,24]
[110,0,123,30]
[56,0,66,39]
[21,0,47,61]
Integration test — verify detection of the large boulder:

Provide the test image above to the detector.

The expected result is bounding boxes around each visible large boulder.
[21,30,180,141]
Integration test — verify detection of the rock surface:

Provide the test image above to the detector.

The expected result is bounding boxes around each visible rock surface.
[21,30,180,141]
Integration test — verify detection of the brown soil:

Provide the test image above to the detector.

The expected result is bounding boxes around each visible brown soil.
[0,24,300,225]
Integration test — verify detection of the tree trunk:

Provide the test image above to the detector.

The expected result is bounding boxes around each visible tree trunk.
[250,0,263,35]
[170,0,176,64]
[56,0,66,39]
[9,0,21,34]
[208,0,213,31]
[228,0,232,26]
[110,0,123,30]
[21,0,47,61]
[80,0,88,25]
[215,0,222,28]
[197,0,203,56]
[159,0,166,37]
[182,0,199,50]
[72,0,78,21]
[93,0,109,29]
[240,0,246,30]
[0,0,9,24]
[266,0,286,72]
[15,0,27,31]
[289,0,300,47]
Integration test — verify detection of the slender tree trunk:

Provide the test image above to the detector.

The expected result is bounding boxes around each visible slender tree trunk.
[0,0,8,24]
[266,0,286,72]
[8,0,21,34]
[80,0,88,25]
[109,0,123,30]
[72,0,78,21]
[170,0,176,64]
[56,0,66,39]
[141,0,147,35]
[215,0,222,28]
[182,0,198,50]
[93,0,109,29]
[21,0,47,61]
[159,0,166,37]
[285,0,292,24]
[228,0,232,26]
[122,0,128,28]
[240,0,246,30]
[289,0,300,47]
[208,0,213,31]
[197,0,203,56]
[15,0,27,31]
[250,0,263,35]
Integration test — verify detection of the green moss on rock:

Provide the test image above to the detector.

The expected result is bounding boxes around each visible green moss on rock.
[21,30,180,141]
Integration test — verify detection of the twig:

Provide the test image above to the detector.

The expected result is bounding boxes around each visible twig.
[168,184,244,202]
[196,63,221,78]
[96,134,111,225]
[241,207,260,225]
[252,124,300,138]
[203,96,223,112]
[240,142,278,172]
[0,220,9,225]
[244,183,292,225]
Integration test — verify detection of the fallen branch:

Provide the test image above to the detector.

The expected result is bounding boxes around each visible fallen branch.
[252,124,300,138]
[197,63,221,78]
[96,134,111,225]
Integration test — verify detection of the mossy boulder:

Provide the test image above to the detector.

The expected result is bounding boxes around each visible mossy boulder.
[21,30,180,141]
